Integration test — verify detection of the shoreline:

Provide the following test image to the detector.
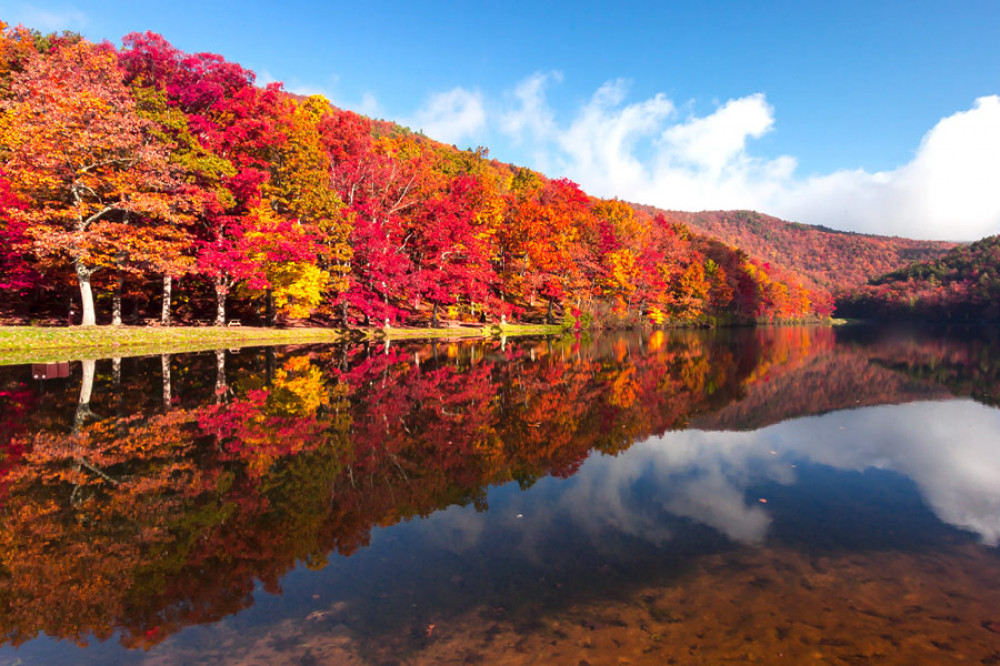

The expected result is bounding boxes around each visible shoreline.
[0,323,567,366]
[0,318,842,366]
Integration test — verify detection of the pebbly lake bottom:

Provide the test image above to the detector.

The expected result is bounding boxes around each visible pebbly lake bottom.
[1,326,999,664]
[141,542,1000,666]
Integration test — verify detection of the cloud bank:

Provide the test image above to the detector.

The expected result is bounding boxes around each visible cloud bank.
[409,74,1000,240]
[776,96,1000,239]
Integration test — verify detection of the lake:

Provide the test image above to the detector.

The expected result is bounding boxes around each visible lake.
[1,325,998,664]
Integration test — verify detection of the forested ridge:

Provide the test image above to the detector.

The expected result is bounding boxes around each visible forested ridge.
[633,207,957,294]
[0,24,831,328]
[837,235,1000,322]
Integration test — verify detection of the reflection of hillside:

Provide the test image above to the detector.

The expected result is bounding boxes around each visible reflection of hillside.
[861,331,1000,407]
[695,326,1000,431]
[692,350,950,431]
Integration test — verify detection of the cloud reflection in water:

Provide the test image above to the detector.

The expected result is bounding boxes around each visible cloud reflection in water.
[423,399,1000,553]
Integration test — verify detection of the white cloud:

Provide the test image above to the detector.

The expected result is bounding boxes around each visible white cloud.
[256,69,340,105]
[256,70,383,120]
[555,79,675,197]
[498,71,561,171]
[660,93,774,172]
[356,92,381,118]
[282,82,335,99]
[4,4,87,32]
[406,87,486,146]
[499,71,559,143]
[489,75,1000,241]
[495,78,799,217]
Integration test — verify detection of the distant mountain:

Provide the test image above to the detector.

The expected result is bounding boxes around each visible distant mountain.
[837,235,1000,322]
[632,207,956,293]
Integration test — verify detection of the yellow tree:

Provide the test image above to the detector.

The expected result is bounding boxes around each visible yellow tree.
[0,40,185,325]
[238,204,330,321]
[262,94,349,321]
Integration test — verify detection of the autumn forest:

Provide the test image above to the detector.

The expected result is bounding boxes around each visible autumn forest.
[0,25,843,330]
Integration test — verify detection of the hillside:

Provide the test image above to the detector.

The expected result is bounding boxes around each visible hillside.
[837,235,1000,322]
[632,207,956,293]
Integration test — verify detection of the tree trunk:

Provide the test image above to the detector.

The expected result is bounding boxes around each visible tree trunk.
[161,275,172,326]
[341,299,350,329]
[265,347,276,387]
[74,359,96,433]
[215,276,227,326]
[161,354,171,410]
[215,349,227,402]
[76,263,96,326]
[111,356,122,415]
[432,302,440,328]
[546,298,555,325]
[112,276,122,326]
[265,288,275,326]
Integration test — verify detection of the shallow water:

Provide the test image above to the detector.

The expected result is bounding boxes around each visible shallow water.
[1,325,998,664]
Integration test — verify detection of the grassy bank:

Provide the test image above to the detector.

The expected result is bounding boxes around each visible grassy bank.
[0,323,567,366]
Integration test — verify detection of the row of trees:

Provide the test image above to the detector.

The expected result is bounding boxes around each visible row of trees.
[0,25,830,327]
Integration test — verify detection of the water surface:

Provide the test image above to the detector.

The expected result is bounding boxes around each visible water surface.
[1,325,998,664]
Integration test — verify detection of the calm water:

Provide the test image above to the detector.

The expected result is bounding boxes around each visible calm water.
[1,325,998,664]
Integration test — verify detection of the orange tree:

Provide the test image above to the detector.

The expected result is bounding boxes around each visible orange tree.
[0,39,188,325]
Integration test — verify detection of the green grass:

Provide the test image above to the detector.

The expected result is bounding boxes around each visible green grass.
[0,323,568,365]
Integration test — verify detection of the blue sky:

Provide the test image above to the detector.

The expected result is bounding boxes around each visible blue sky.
[3,0,999,240]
